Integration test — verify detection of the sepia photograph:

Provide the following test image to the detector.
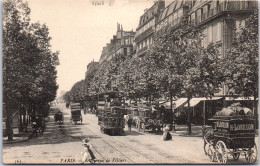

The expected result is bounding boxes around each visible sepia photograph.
[2,0,259,164]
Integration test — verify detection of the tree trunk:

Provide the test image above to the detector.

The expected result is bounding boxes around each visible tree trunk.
[170,92,173,131]
[253,91,258,129]
[187,96,191,135]
[203,100,206,126]
[18,103,23,132]
[6,102,13,141]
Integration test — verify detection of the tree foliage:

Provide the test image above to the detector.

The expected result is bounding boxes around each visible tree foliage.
[3,0,59,107]
[224,10,258,98]
[3,0,59,140]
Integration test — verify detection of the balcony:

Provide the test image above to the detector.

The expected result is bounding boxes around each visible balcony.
[136,46,148,56]
[191,1,257,26]
[135,26,154,44]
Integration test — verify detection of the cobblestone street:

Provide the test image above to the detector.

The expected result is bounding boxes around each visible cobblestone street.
[3,104,258,164]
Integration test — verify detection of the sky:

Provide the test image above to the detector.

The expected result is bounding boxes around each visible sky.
[27,0,155,97]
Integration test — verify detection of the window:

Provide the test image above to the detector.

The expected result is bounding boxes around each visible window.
[173,13,178,25]
[207,25,213,43]
[178,9,183,18]
[203,5,208,14]
[196,9,202,22]
[202,28,207,47]
[124,48,127,56]
[212,23,217,43]
[130,47,133,53]
[169,15,173,26]
[216,22,222,42]
[191,13,195,25]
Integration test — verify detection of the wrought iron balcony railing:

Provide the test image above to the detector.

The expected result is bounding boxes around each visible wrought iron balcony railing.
[190,1,257,26]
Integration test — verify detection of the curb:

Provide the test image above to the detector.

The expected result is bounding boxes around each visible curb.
[170,132,203,137]
[3,136,31,144]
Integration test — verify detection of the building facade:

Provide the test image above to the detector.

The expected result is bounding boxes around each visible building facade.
[155,0,190,36]
[188,0,257,95]
[134,0,165,57]
[151,0,258,125]
[99,23,135,64]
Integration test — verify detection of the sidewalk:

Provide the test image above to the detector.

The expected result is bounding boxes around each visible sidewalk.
[3,127,32,144]
[170,124,205,137]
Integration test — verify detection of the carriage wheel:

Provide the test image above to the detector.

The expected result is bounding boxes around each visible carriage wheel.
[232,152,240,161]
[216,141,228,163]
[208,145,216,162]
[245,143,258,164]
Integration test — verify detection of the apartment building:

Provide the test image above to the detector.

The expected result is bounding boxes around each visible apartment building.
[155,0,190,36]
[99,23,135,64]
[134,0,165,57]
[188,0,257,95]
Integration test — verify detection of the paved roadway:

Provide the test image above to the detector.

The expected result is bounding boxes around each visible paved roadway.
[2,104,258,164]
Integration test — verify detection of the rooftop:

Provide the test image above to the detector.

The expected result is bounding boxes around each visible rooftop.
[157,0,190,24]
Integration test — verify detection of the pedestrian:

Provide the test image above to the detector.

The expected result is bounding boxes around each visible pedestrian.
[81,138,96,164]
[162,125,172,141]
[127,116,133,131]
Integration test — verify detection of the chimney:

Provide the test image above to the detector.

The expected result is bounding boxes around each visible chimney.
[117,22,120,31]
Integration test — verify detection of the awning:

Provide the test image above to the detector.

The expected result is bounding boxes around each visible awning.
[159,100,167,104]
[174,98,188,109]
[225,97,256,101]
[159,98,187,109]
[184,97,222,107]
[184,100,201,107]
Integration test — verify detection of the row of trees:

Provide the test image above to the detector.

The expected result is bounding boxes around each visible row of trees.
[3,0,59,140]
[64,10,258,134]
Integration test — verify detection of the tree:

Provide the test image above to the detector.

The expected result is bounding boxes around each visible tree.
[63,91,71,103]
[224,10,258,115]
[149,25,223,134]
[3,0,59,140]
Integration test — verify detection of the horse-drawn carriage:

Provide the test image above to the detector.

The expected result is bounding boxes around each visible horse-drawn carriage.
[54,111,64,124]
[70,103,82,124]
[128,103,163,134]
[204,104,257,163]
[31,114,45,136]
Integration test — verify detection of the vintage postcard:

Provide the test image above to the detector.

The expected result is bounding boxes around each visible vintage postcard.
[2,0,259,164]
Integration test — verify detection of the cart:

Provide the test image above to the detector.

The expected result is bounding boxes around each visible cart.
[204,114,257,163]
[54,111,64,124]
[31,114,45,136]
[70,103,82,124]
